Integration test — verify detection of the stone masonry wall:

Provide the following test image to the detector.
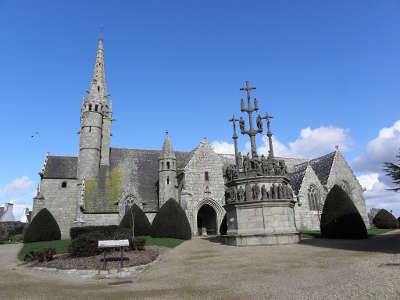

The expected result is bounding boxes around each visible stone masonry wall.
[181,140,226,235]
[327,152,370,228]
[294,166,326,231]
[32,179,80,239]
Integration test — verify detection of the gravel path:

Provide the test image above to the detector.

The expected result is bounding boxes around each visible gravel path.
[1,231,400,299]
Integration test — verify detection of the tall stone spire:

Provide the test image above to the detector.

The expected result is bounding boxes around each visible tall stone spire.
[87,36,107,103]
[160,131,176,160]
[158,131,177,208]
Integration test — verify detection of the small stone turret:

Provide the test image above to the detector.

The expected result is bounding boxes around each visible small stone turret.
[77,36,111,179]
[158,132,178,208]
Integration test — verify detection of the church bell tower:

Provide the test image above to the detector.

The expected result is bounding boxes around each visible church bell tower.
[77,36,112,180]
[158,132,178,208]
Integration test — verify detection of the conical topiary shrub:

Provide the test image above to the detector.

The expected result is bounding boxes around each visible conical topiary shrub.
[373,209,399,229]
[151,198,192,240]
[320,185,367,239]
[119,204,151,236]
[24,208,61,243]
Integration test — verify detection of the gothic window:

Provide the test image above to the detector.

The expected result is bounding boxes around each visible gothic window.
[205,171,209,181]
[167,176,170,185]
[97,86,100,92]
[61,181,67,188]
[167,161,170,169]
[95,104,98,111]
[89,104,92,111]
[308,185,320,211]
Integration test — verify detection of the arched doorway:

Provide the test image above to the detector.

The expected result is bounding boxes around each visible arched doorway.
[197,204,217,236]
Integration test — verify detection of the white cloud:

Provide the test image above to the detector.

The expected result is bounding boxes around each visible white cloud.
[0,176,35,205]
[257,126,352,159]
[211,141,235,154]
[352,120,400,173]
[357,172,400,218]
[212,126,353,159]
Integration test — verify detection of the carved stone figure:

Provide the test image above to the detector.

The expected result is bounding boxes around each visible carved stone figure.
[243,153,251,175]
[256,114,263,131]
[261,185,267,200]
[252,183,260,200]
[238,186,245,202]
[273,160,280,175]
[245,183,252,201]
[273,184,279,199]
[279,160,288,176]
[266,159,274,176]
[278,184,284,199]
[239,117,245,132]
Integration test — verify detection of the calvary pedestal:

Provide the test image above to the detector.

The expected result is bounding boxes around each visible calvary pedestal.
[222,81,299,246]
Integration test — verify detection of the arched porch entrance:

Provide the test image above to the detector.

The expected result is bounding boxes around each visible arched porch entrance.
[197,204,217,236]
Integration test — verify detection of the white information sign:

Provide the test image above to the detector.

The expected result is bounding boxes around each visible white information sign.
[98,239,129,248]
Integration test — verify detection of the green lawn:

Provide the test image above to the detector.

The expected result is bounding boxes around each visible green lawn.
[18,236,184,261]
[300,228,395,240]
[18,240,71,261]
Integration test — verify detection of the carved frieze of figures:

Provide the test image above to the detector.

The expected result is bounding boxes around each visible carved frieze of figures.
[224,164,238,182]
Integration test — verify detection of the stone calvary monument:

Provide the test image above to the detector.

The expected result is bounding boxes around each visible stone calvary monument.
[32,36,369,240]
[223,82,299,246]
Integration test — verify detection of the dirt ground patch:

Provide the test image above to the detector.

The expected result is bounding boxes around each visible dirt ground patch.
[26,246,165,270]
[1,231,400,299]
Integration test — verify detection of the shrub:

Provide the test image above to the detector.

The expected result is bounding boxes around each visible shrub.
[0,226,8,242]
[219,214,227,235]
[119,204,151,236]
[70,225,120,240]
[373,209,399,229]
[24,209,61,243]
[151,198,192,240]
[0,222,26,241]
[320,185,367,239]
[70,232,103,257]
[24,248,56,262]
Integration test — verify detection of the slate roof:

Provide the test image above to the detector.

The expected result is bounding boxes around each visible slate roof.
[288,168,307,195]
[287,151,336,194]
[293,152,336,185]
[83,148,194,213]
[42,156,78,179]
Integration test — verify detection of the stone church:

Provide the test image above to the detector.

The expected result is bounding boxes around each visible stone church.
[32,37,369,239]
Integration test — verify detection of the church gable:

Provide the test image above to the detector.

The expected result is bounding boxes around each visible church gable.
[297,165,325,209]
[326,151,369,226]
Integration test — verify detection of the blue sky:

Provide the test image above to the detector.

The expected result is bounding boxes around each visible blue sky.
[1,1,400,218]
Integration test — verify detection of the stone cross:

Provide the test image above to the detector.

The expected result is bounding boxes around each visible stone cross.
[229,114,240,167]
[262,112,274,158]
[239,81,262,158]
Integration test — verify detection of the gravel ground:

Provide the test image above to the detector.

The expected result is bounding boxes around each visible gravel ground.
[1,231,400,299]
[28,246,162,270]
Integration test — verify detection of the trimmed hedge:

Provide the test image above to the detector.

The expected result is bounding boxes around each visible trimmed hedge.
[71,232,103,257]
[219,214,227,235]
[24,209,61,243]
[320,185,367,239]
[373,209,399,229]
[70,225,119,240]
[151,198,192,240]
[70,227,132,257]
[119,204,151,236]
